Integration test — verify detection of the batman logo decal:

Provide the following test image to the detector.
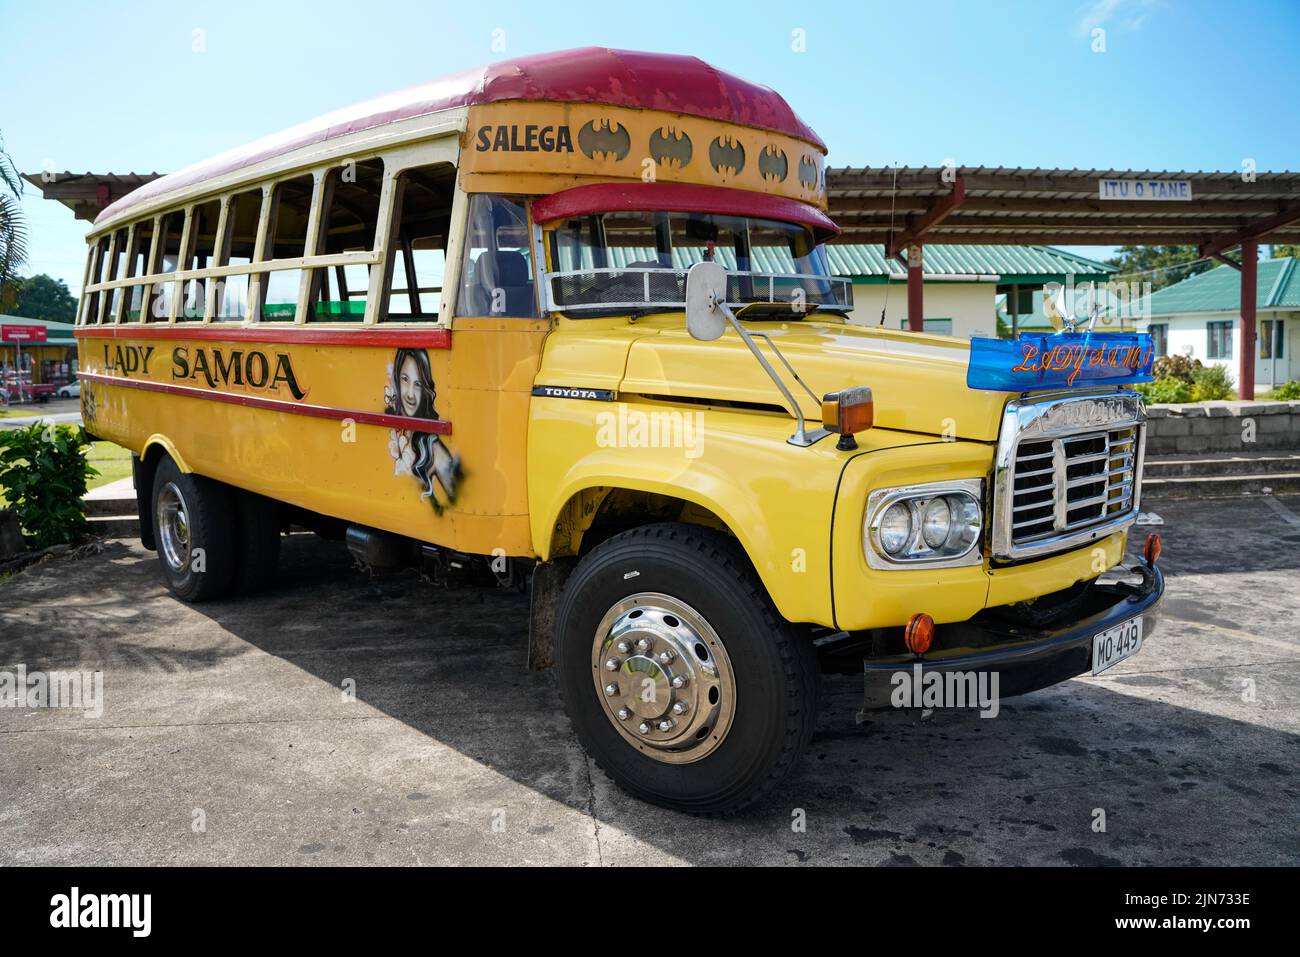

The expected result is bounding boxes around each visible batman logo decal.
[578,120,631,161]
[758,145,788,183]
[708,135,746,175]
[649,127,692,168]
[798,154,820,190]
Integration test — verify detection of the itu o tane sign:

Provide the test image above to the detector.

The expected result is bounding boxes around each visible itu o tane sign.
[1099,178,1193,201]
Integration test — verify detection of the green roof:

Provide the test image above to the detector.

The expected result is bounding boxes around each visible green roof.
[598,244,1113,282]
[826,244,1115,282]
[1145,257,1300,316]
[0,313,77,345]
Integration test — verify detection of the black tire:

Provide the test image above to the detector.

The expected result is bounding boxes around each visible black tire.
[554,522,819,815]
[234,490,281,594]
[150,456,237,602]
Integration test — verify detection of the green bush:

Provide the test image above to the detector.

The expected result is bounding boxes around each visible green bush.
[1190,364,1236,401]
[1271,380,1300,400]
[1152,354,1202,385]
[0,423,98,548]
[1135,377,1193,404]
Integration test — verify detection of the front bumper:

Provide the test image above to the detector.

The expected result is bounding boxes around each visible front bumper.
[861,563,1164,712]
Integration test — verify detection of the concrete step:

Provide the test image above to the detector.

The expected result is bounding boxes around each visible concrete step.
[1144,452,1300,478]
[87,514,140,538]
[1142,472,1300,499]
[86,496,136,517]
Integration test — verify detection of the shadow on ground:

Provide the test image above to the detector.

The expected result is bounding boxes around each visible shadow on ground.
[0,494,1297,865]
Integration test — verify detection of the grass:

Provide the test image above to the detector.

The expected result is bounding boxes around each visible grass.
[86,442,133,491]
[0,440,132,509]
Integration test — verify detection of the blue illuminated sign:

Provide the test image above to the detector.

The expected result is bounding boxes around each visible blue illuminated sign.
[967,333,1155,392]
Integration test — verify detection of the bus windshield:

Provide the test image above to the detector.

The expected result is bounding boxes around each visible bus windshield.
[546,210,852,317]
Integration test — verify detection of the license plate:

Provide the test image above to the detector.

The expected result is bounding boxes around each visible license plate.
[1091,616,1144,675]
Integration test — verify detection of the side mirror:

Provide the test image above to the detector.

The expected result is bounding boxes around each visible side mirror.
[684,261,728,341]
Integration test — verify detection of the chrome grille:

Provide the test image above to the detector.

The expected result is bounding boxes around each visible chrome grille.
[992,394,1145,561]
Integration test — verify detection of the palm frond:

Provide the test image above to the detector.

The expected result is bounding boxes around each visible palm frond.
[0,133,29,303]
[0,135,23,200]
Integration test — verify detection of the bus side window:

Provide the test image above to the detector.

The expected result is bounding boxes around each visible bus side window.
[122,218,154,322]
[214,188,261,321]
[179,200,220,321]
[454,194,537,318]
[147,210,185,321]
[380,163,456,322]
[106,227,128,323]
[258,174,313,321]
[83,236,109,324]
[308,159,383,322]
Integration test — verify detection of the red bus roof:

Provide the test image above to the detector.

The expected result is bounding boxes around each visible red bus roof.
[97,48,824,226]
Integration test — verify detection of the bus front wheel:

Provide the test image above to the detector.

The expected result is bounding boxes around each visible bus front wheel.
[554,522,819,815]
[151,457,238,602]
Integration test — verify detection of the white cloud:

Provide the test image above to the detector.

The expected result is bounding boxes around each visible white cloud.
[1076,0,1160,37]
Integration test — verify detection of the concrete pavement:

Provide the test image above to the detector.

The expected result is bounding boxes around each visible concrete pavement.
[1,494,1297,866]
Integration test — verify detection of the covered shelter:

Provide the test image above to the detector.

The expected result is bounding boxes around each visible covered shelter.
[826,167,1300,397]
[20,171,162,222]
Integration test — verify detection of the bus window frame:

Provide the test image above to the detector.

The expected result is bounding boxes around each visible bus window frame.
[78,133,463,331]
[372,153,466,325]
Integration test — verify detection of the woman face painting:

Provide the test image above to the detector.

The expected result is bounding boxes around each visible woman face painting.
[398,355,424,417]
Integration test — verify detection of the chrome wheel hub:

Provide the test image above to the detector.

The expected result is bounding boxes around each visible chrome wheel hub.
[592,593,735,764]
[156,481,191,572]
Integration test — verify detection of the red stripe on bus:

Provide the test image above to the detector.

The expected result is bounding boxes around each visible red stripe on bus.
[77,371,452,435]
[74,325,452,348]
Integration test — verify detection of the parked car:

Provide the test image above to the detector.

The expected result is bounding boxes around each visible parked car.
[57,381,81,398]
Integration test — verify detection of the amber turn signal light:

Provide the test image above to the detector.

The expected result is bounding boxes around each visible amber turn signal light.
[904,612,935,654]
[1143,532,1162,566]
[822,386,874,450]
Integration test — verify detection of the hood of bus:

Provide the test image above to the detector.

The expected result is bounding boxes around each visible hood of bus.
[613,316,1012,441]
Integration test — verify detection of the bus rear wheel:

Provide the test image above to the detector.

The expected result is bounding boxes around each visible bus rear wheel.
[554,523,819,815]
[151,457,237,602]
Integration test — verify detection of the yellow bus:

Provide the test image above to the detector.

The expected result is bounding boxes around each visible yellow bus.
[76,47,1163,813]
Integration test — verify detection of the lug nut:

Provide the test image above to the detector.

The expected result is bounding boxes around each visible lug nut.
[657,719,674,732]
[672,700,689,715]
[617,708,631,720]
[636,637,653,652]
[638,721,653,734]
[671,675,688,689]
[657,649,675,664]
[604,683,618,696]
[616,640,631,654]
[604,658,621,671]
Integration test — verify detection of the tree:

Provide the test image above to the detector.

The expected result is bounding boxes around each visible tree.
[1271,244,1300,259]
[13,273,77,322]
[0,132,27,312]
[1105,245,1212,291]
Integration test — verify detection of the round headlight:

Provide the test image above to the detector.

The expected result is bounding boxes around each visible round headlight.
[878,502,912,554]
[921,497,953,549]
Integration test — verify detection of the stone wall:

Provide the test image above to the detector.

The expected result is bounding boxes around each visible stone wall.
[1144,400,1300,455]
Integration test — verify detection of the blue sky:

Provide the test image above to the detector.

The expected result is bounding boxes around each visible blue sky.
[5,0,1299,295]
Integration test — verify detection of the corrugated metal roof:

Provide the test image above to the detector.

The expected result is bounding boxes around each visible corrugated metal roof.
[594,243,1112,279]
[0,314,76,330]
[1146,257,1300,315]
[823,243,1113,279]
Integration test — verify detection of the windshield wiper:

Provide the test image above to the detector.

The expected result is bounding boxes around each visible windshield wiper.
[627,306,683,320]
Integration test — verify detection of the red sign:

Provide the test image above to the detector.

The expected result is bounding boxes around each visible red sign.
[1,324,47,343]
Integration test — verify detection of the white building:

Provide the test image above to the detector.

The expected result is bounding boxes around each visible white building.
[826,244,1115,339]
[1136,256,1299,392]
